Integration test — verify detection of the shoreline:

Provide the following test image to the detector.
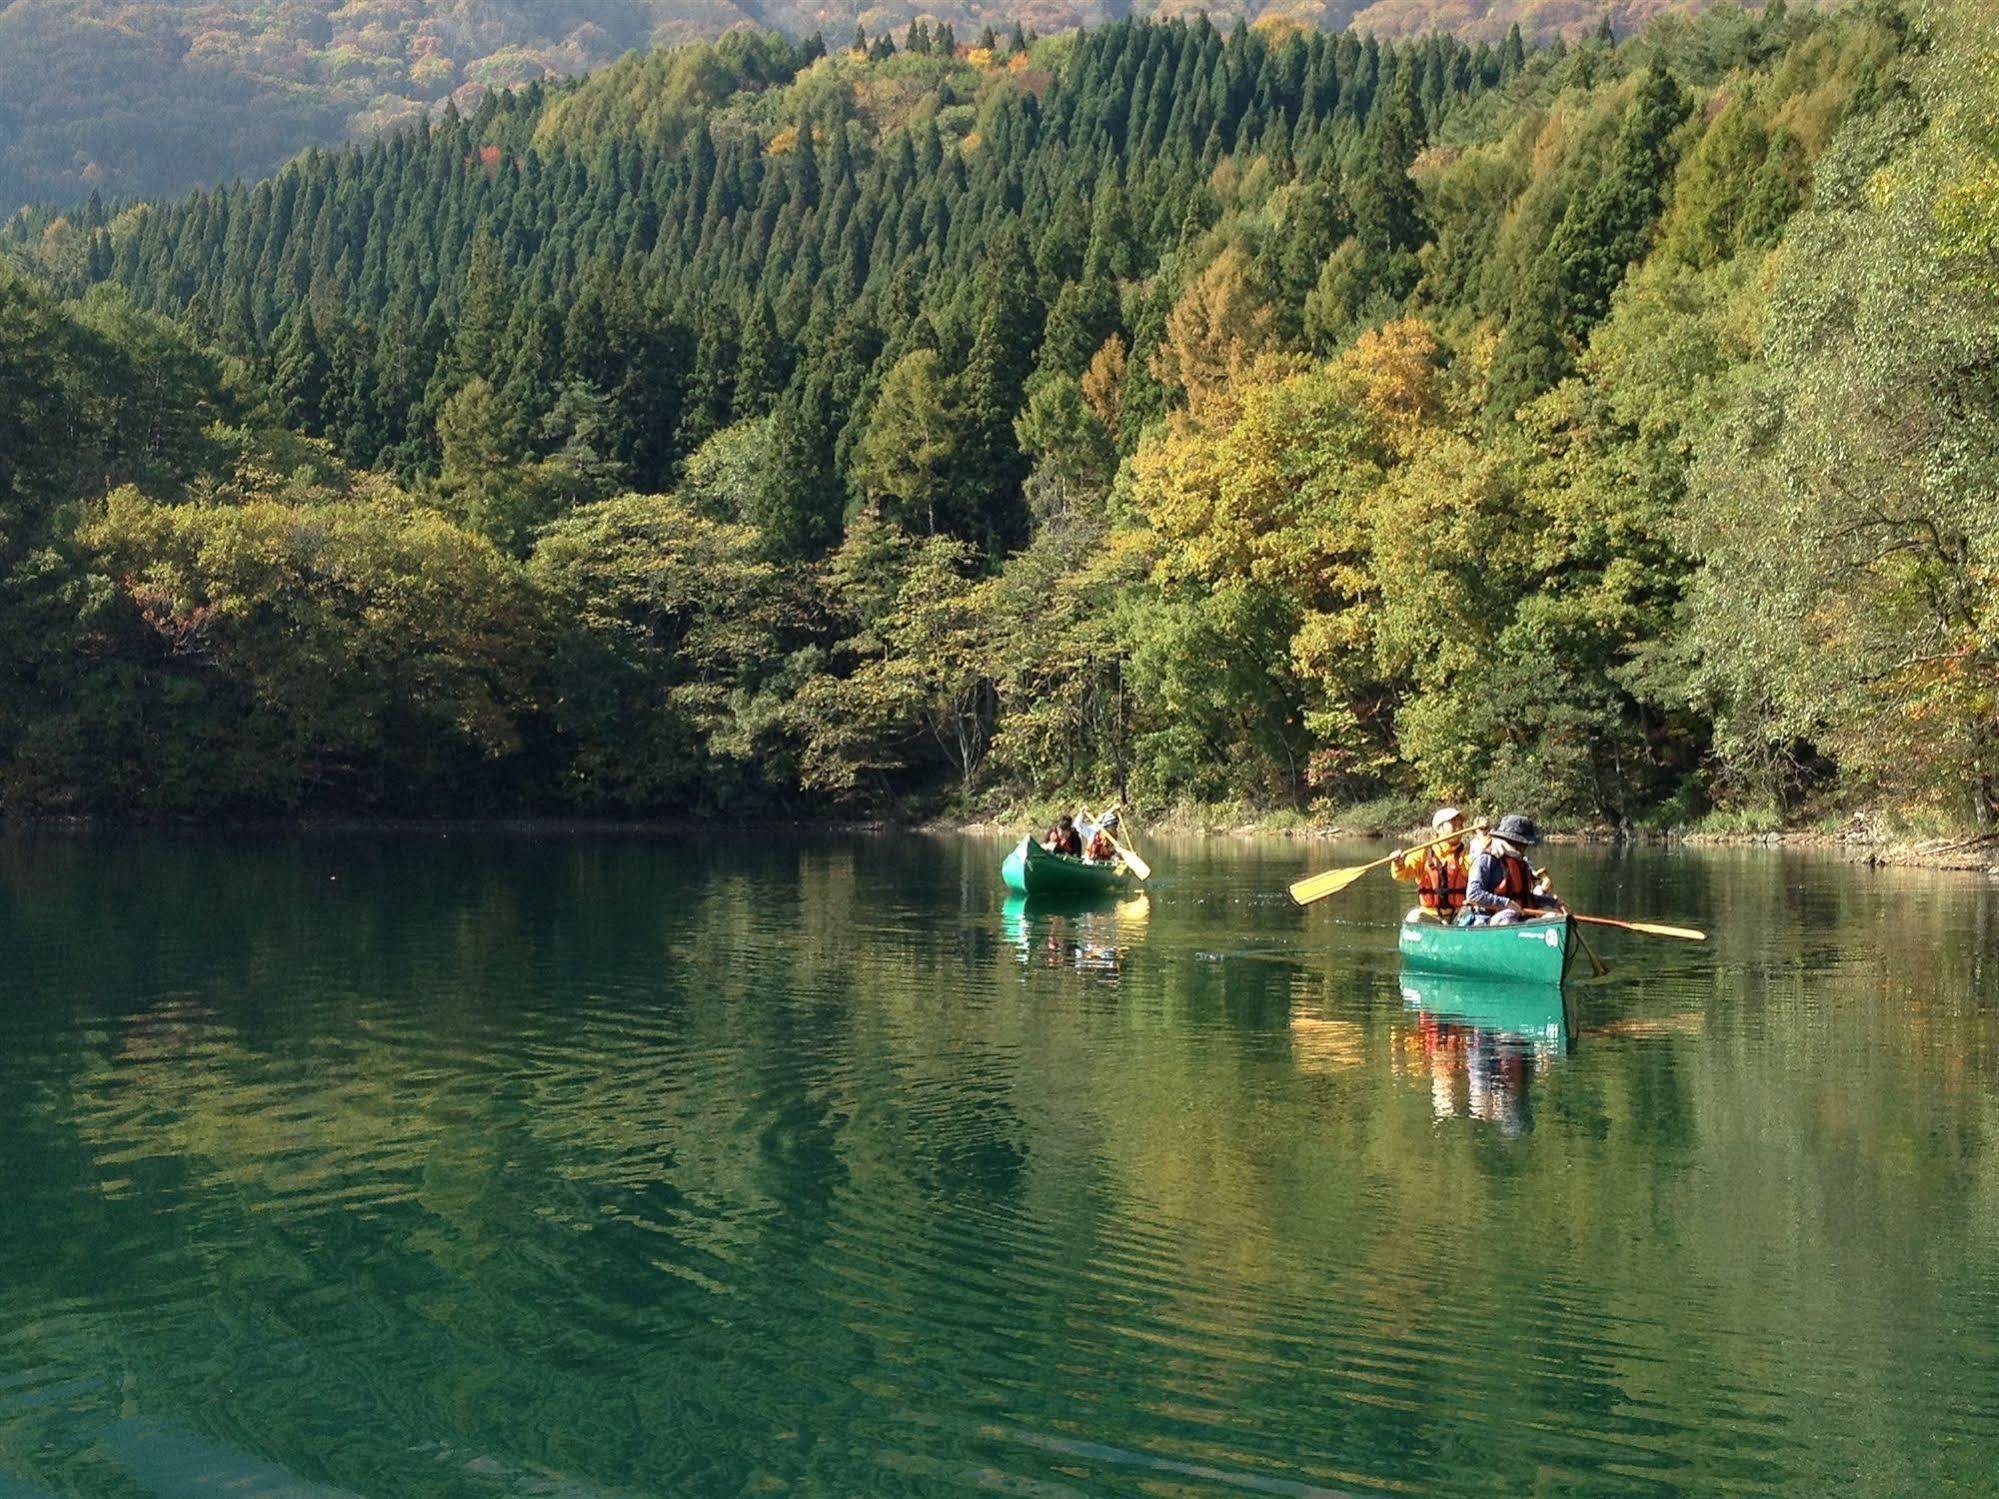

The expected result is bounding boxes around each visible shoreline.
[0,813,896,838]
[954,815,1999,875]
[5,812,1994,874]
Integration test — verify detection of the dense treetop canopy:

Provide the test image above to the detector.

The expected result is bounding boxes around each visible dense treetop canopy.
[1,0,1777,209]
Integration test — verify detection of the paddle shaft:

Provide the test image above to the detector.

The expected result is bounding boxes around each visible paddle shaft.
[1288,825,1472,907]
[1351,825,1468,879]
[1483,860,1696,946]
[1570,913,1708,942]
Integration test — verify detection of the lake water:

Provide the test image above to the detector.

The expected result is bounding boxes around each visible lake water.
[1,831,1996,1497]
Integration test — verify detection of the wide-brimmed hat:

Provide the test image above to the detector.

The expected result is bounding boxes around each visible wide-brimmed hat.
[1431,807,1462,829]
[1493,813,1540,847]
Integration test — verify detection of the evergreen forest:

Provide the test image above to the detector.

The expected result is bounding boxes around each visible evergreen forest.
[2,0,1995,829]
[0,0,1718,212]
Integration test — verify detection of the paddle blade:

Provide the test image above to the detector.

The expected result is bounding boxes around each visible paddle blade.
[1288,864,1370,906]
[1116,842,1152,882]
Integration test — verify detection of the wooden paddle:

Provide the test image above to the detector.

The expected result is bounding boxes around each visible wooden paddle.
[1289,827,1466,907]
[1570,914,1707,942]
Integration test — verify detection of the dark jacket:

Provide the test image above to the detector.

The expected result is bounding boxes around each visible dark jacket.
[1464,847,1559,915]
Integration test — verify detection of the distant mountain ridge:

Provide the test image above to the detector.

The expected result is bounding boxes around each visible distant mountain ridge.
[0,0,1756,210]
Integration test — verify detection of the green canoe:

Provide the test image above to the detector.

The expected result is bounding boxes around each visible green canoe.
[1399,970,1571,1049]
[1398,915,1574,986]
[1000,836,1130,897]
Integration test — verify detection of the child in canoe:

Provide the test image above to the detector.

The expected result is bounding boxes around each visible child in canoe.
[1460,814,1563,926]
[1083,811,1120,864]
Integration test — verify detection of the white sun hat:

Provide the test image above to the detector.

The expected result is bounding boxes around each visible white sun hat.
[1431,807,1463,828]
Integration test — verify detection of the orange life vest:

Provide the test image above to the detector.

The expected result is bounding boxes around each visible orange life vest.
[1419,847,1470,920]
[1487,851,1536,901]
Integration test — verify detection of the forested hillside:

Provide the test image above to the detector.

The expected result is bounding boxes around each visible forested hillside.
[3,0,1994,828]
[2,0,1754,210]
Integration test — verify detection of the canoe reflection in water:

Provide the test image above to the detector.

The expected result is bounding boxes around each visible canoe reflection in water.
[1002,893,1151,977]
[1396,972,1575,1137]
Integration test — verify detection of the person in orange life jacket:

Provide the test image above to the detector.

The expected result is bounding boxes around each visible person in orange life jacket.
[1390,807,1477,923]
[1044,814,1083,858]
[1460,814,1563,926]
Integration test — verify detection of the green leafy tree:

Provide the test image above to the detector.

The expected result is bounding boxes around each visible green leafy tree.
[1015,374,1115,517]
[70,482,537,811]
[791,507,995,801]
[851,348,966,536]
[528,493,792,810]
[1686,17,1999,825]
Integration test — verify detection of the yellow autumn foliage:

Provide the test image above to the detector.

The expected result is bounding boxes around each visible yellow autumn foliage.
[1129,317,1442,595]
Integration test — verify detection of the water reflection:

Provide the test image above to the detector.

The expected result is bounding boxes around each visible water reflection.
[2,832,1997,1497]
[1396,972,1574,1136]
[1000,892,1150,977]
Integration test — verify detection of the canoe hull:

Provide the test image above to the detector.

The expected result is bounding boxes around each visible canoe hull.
[1398,916,1573,986]
[1399,971,1571,1048]
[1000,836,1129,896]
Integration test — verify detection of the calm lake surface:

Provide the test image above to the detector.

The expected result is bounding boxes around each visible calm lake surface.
[2,831,1996,1497]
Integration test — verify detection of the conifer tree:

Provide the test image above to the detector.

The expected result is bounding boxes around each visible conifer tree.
[760,384,844,559]
[735,300,785,417]
[957,335,1029,551]
[1545,64,1691,332]
[790,115,821,211]
[271,308,332,431]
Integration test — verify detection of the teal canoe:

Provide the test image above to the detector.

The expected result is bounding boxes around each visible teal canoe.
[1000,836,1130,897]
[1398,915,1574,986]
[1399,970,1571,1049]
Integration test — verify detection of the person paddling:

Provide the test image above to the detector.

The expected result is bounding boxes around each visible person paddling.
[1084,810,1120,864]
[1044,813,1083,858]
[1460,814,1562,926]
[1391,807,1475,924]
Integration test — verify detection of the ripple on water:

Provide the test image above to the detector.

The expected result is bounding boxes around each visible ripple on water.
[2,833,1997,1496]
